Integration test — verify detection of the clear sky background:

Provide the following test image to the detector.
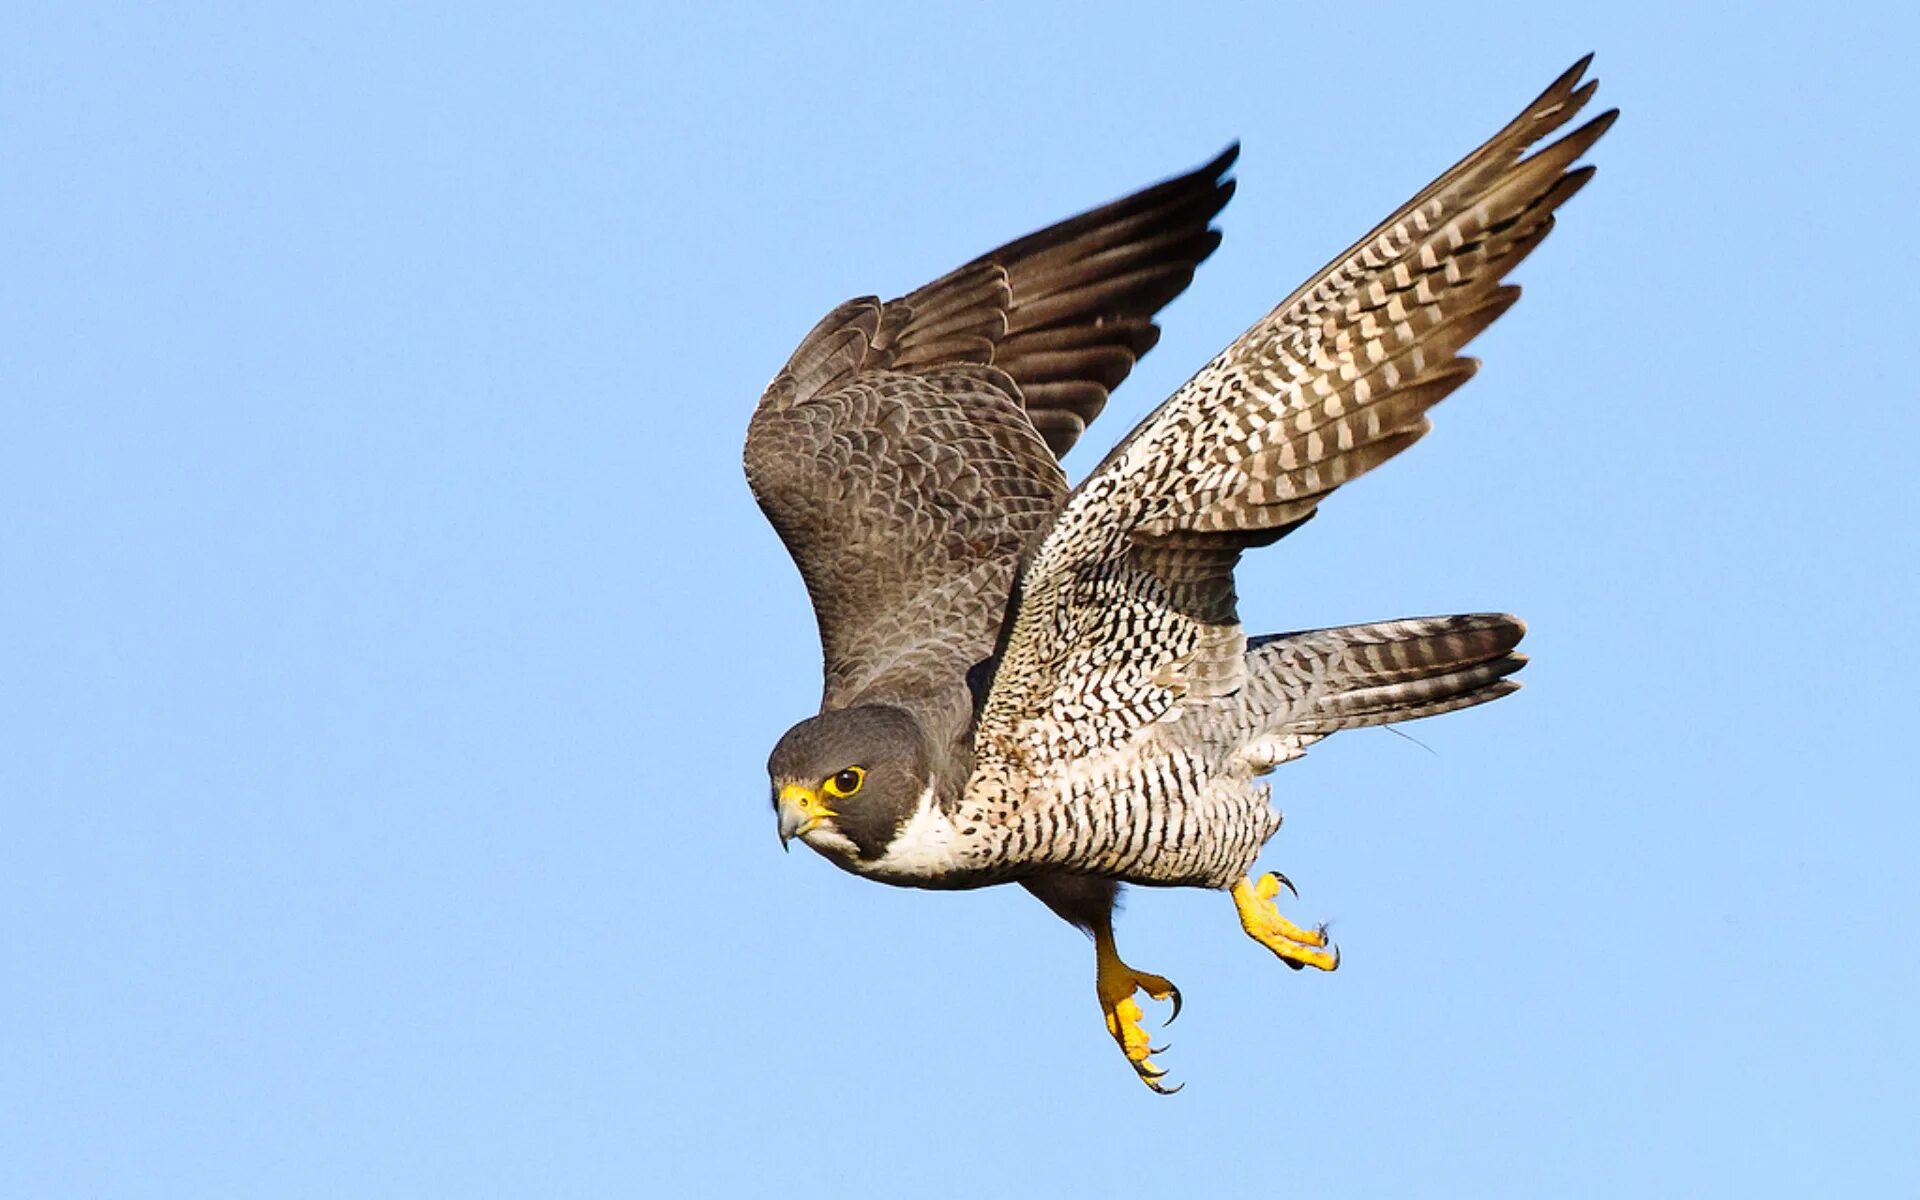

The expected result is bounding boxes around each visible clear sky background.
[6,4,1916,1196]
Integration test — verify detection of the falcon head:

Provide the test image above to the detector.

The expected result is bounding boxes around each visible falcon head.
[767,705,934,863]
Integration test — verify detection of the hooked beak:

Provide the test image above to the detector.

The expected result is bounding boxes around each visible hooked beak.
[776,783,835,851]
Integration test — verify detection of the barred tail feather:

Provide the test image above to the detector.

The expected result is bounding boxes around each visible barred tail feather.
[1230,614,1527,773]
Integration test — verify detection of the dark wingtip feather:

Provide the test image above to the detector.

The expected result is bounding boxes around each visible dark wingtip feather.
[835,135,1243,466]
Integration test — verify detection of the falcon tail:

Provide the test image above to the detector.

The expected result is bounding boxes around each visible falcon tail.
[1230,614,1527,773]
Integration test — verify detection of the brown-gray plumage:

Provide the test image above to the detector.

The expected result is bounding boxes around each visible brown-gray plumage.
[750,58,1612,1091]
[748,147,1236,737]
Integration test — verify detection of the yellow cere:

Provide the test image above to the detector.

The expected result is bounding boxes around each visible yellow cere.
[778,783,836,823]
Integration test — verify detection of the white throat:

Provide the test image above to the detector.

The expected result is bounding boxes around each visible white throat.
[861,781,960,881]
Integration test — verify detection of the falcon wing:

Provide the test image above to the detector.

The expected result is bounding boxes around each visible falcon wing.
[747,150,1236,720]
[973,58,1614,776]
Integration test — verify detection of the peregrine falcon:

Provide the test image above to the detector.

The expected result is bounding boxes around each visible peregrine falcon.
[745,59,1613,1091]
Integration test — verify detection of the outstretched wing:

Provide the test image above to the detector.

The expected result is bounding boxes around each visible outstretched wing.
[747,150,1236,723]
[974,58,1614,775]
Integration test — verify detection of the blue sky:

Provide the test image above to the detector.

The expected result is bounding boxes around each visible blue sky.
[5,3,1916,1196]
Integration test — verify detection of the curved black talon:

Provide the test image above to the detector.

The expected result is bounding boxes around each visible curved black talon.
[1136,1059,1169,1079]
[1164,984,1183,1025]
[1272,871,1297,898]
[1148,1041,1172,1056]
[1140,1068,1183,1095]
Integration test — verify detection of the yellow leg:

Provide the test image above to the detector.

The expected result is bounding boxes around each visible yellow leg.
[1232,872,1339,972]
[1094,925,1183,1095]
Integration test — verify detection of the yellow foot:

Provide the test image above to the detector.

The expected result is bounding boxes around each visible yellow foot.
[1095,928,1183,1094]
[1232,872,1339,972]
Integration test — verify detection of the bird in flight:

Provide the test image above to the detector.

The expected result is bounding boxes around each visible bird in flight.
[745,58,1613,1092]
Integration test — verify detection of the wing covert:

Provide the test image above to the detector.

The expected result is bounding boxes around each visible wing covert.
[748,368,1063,721]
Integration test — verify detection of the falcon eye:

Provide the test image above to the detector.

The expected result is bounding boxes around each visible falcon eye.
[825,767,865,798]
